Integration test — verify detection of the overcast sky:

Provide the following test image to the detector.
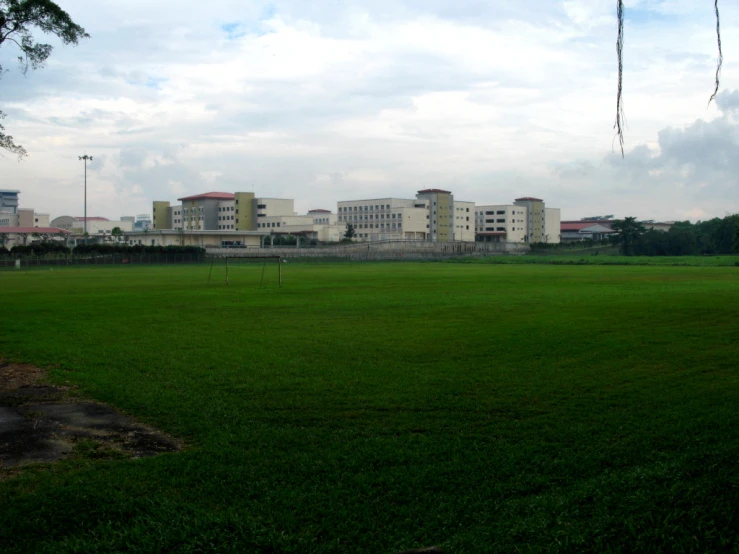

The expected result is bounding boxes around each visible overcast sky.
[1,0,738,222]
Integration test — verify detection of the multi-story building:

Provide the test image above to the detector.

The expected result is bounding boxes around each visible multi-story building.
[474,204,529,243]
[0,189,20,227]
[255,210,344,242]
[511,197,560,244]
[544,208,561,243]
[153,193,295,232]
[336,189,474,242]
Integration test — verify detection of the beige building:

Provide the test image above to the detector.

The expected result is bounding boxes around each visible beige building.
[544,208,561,243]
[337,189,473,242]
[125,229,265,248]
[256,209,344,242]
[510,197,560,244]
[51,216,134,236]
[475,204,528,243]
[153,192,295,232]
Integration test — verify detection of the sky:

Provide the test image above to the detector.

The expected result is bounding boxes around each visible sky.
[1,0,738,222]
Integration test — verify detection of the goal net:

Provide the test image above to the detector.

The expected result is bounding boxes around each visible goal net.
[207,255,282,288]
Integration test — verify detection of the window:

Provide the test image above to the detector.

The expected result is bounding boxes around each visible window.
[257,204,266,209]
[497,210,505,214]
[497,219,505,223]
[486,211,494,215]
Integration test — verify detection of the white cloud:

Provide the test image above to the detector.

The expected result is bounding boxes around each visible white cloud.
[1,0,737,220]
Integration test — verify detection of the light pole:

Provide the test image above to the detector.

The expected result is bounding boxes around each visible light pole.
[79,154,93,241]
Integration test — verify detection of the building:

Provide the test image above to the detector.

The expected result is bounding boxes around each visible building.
[0,190,20,223]
[152,192,296,232]
[254,209,345,242]
[545,208,561,244]
[560,222,616,242]
[50,216,134,236]
[336,189,474,242]
[512,197,560,243]
[640,221,674,232]
[124,229,264,248]
[474,204,528,243]
[0,227,70,248]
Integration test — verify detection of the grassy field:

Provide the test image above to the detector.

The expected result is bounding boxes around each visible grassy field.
[1,262,738,553]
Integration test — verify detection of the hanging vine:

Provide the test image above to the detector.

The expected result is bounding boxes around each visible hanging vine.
[615,0,723,157]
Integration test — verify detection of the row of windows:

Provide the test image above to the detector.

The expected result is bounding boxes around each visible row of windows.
[339,204,392,212]
[353,222,403,229]
[219,206,234,212]
[339,213,400,221]
[219,215,234,221]
[258,222,281,228]
[218,224,234,230]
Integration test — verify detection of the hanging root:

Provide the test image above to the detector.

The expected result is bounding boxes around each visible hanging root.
[614,0,625,158]
[708,0,722,106]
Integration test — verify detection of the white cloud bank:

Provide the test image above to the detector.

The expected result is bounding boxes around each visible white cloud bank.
[1,0,738,221]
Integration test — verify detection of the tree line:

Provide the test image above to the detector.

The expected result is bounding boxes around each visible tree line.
[612,215,739,256]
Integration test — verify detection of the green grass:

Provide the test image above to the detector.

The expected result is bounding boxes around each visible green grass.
[1,262,738,553]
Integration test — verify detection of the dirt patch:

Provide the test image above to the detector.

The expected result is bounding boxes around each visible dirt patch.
[0,361,181,475]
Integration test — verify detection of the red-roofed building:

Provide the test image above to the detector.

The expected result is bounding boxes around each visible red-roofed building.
[177,192,235,202]
[0,227,70,248]
[560,222,616,242]
[153,192,296,233]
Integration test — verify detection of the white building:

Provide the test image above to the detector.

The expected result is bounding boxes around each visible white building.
[256,209,344,242]
[50,216,134,235]
[337,189,474,242]
[474,205,529,243]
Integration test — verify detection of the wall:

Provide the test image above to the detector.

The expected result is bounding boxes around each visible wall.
[453,201,475,241]
[234,192,256,231]
[152,201,171,230]
[544,208,561,244]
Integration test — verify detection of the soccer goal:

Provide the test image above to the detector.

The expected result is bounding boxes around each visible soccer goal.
[206,256,282,288]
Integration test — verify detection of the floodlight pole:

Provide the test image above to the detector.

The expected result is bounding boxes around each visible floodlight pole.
[79,154,93,243]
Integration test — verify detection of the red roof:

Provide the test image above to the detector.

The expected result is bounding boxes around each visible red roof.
[178,192,235,202]
[74,217,110,221]
[514,197,543,202]
[417,189,451,194]
[308,209,331,213]
[0,227,70,234]
[561,222,615,232]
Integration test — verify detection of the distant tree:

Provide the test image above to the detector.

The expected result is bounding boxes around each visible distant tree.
[344,223,356,240]
[611,217,646,256]
[0,0,89,158]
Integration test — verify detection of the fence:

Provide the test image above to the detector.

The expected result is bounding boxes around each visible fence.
[0,253,205,269]
[207,240,529,261]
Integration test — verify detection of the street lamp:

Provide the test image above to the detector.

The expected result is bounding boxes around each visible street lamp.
[79,154,93,240]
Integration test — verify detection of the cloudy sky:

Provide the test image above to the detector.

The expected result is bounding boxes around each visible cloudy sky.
[1,0,738,222]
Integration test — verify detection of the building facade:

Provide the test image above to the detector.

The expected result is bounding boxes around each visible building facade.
[153,193,295,232]
[50,216,134,235]
[336,189,473,242]
[474,204,528,243]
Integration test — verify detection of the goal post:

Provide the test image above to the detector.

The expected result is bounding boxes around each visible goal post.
[207,255,282,288]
